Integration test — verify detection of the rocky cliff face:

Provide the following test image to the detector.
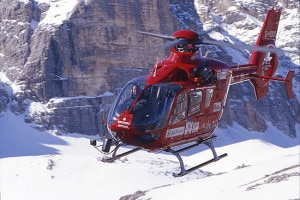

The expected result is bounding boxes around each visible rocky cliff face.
[0,0,179,101]
[0,0,299,136]
[0,0,179,134]
[0,82,9,113]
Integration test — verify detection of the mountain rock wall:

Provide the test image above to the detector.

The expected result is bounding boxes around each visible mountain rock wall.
[0,0,179,134]
[0,0,179,101]
[0,82,9,113]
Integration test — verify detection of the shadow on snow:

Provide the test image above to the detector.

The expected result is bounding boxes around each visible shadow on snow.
[0,112,68,158]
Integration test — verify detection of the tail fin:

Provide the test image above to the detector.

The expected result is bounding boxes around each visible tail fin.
[249,8,282,99]
[230,9,294,99]
[284,70,294,99]
[250,8,281,55]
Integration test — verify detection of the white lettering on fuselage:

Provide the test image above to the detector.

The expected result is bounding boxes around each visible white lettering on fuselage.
[117,124,129,129]
[166,127,185,138]
[118,120,130,125]
[185,120,193,134]
[192,122,199,133]
[167,121,200,138]
[185,119,200,134]
[264,31,277,39]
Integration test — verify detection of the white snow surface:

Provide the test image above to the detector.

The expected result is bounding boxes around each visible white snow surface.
[0,111,299,200]
[18,0,80,31]
[39,0,79,26]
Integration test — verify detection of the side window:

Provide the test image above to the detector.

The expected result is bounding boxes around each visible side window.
[205,89,214,108]
[188,90,202,116]
[170,92,187,124]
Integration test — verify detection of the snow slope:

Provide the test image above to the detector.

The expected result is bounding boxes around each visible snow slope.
[0,111,299,200]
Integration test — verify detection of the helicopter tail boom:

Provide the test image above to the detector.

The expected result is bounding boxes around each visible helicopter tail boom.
[231,8,294,99]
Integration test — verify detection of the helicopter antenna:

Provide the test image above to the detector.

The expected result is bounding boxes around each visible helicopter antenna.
[204,50,211,57]
[153,57,160,77]
[237,59,241,68]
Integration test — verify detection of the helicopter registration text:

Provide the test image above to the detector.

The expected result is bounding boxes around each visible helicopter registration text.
[166,121,200,138]
[166,127,185,138]
[264,30,277,39]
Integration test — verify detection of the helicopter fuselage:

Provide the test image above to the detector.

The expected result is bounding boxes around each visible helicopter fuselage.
[91,8,294,176]
[107,49,232,151]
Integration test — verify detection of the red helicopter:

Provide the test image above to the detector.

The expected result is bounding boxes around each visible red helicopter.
[90,8,294,176]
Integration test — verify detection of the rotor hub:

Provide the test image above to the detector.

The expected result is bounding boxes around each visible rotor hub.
[172,30,199,40]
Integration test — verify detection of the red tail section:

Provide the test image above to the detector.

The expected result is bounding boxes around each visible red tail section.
[249,8,281,99]
[231,8,294,99]
[284,70,294,98]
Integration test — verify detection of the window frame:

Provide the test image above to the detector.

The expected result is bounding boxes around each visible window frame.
[170,92,187,124]
[188,89,202,116]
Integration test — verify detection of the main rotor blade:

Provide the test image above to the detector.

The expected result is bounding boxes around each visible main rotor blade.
[137,29,213,40]
[163,38,188,49]
[137,31,175,40]
[137,30,299,54]
[200,39,300,54]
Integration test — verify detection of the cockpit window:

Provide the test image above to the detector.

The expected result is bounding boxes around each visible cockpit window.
[131,83,182,132]
[107,77,146,124]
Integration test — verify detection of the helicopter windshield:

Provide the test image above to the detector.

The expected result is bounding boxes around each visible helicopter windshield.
[131,83,182,132]
[107,77,147,124]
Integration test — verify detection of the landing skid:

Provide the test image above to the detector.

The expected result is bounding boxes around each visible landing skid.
[101,143,141,163]
[90,138,142,163]
[90,135,227,177]
[166,135,227,177]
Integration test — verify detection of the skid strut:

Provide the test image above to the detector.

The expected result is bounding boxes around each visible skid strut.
[167,135,227,177]
[90,138,142,163]
[102,144,141,163]
[90,138,141,163]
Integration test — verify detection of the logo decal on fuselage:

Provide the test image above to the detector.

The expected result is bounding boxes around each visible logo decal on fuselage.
[166,120,200,138]
[185,119,199,134]
[166,127,185,138]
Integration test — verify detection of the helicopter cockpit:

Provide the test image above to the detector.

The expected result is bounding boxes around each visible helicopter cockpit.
[175,43,198,53]
[107,77,147,124]
[107,76,182,133]
[131,83,182,132]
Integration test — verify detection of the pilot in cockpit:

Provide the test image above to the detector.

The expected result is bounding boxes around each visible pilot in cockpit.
[176,43,198,53]
[131,85,140,99]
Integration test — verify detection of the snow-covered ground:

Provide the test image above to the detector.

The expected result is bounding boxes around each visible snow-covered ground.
[0,111,299,200]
